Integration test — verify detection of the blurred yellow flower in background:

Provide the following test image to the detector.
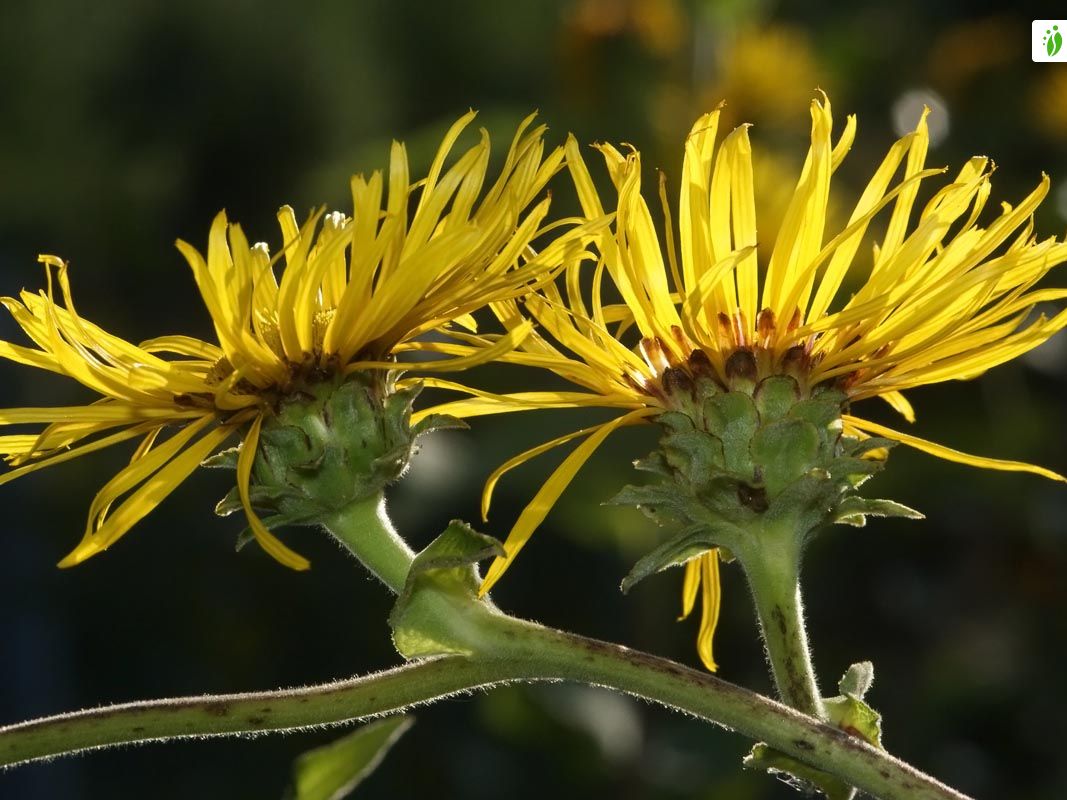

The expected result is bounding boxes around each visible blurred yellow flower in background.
[697,26,823,134]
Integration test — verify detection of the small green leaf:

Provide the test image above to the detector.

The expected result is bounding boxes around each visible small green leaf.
[405,520,505,588]
[824,694,883,748]
[389,521,505,659]
[744,743,855,800]
[290,715,413,800]
[838,661,874,699]
[824,662,882,749]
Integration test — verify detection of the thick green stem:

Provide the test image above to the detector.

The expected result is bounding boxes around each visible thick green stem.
[324,495,414,593]
[0,500,969,799]
[0,624,969,800]
[739,524,824,718]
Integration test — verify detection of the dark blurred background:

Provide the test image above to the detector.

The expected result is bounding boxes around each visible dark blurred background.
[2,1,1066,798]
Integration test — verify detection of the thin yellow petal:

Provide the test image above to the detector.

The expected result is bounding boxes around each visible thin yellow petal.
[479,407,657,594]
[679,558,701,620]
[695,551,722,672]
[0,423,159,487]
[350,321,533,374]
[237,414,311,570]
[59,419,240,567]
[843,415,1066,482]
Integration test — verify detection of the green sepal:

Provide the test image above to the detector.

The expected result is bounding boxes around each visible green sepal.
[201,447,240,470]
[620,525,712,594]
[833,497,924,527]
[703,392,758,476]
[207,372,449,561]
[411,413,468,437]
[753,375,802,423]
[632,449,673,478]
[214,484,286,518]
[788,394,846,431]
[286,715,413,800]
[750,419,820,498]
[234,527,255,552]
[389,521,504,659]
[606,483,696,527]
[619,382,921,607]
[760,469,845,540]
[233,512,316,552]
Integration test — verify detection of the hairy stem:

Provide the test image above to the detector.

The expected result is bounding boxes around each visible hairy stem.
[739,524,824,718]
[0,624,969,800]
[324,495,414,593]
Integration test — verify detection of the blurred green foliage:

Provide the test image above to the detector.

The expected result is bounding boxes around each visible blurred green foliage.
[2,1,1067,798]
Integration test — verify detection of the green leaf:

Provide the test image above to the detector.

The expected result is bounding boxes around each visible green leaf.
[389,521,505,659]
[289,716,413,800]
[838,661,874,699]
[824,662,883,748]
[744,743,855,800]
[745,662,882,797]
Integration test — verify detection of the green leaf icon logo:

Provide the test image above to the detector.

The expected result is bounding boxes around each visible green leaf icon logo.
[1045,25,1063,57]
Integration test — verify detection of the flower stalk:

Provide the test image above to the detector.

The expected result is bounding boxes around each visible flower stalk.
[0,479,972,800]
[736,519,824,718]
[325,495,415,594]
[0,601,969,800]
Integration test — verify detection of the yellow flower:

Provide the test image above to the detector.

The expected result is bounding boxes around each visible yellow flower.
[442,94,1067,671]
[0,112,574,570]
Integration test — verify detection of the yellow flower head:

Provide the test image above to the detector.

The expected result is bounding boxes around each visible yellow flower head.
[0,112,574,570]
[468,94,1067,671]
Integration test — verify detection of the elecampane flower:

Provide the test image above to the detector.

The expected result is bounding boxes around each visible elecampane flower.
[0,112,576,570]
[446,95,1067,671]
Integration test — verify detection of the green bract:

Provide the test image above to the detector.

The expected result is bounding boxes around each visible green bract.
[207,372,463,549]
[615,358,922,594]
